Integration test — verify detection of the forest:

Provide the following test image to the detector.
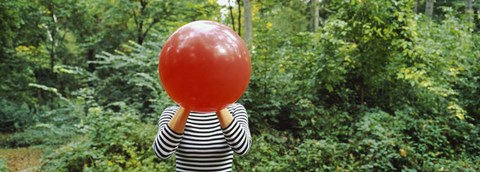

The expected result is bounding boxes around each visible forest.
[1,0,480,171]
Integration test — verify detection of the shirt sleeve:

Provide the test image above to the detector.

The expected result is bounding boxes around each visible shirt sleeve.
[152,106,183,159]
[222,103,252,156]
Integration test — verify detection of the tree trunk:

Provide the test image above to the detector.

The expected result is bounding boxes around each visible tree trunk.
[243,0,252,49]
[86,49,95,72]
[360,77,365,105]
[237,0,242,37]
[229,0,236,32]
[47,4,58,75]
[310,0,319,32]
[49,38,55,74]
[425,0,435,18]
[414,0,419,13]
[476,8,480,30]
[467,0,473,24]
[137,24,144,45]
[137,0,147,45]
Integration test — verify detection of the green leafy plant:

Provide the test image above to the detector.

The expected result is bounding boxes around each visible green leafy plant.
[40,105,175,172]
[89,40,172,123]
[0,157,7,172]
[0,98,35,132]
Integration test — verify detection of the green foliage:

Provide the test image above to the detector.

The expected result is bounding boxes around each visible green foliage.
[245,0,479,130]
[0,48,38,105]
[6,124,77,148]
[90,40,172,122]
[234,110,480,171]
[393,10,478,120]
[245,0,419,131]
[0,0,43,55]
[40,106,175,172]
[239,2,480,166]
[233,129,295,171]
[2,0,480,171]
[346,110,414,170]
[269,4,309,34]
[2,102,82,147]
[0,157,7,172]
[0,98,34,132]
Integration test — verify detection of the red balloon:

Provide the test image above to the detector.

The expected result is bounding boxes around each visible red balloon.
[158,21,251,112]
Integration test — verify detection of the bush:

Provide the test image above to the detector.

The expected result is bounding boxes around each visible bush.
[421,156,480,171]
[346,110,415,170]
[292,139,350,171]
[5,2,476,171]
[233,129,295,171]
[40,106,175,172]
[0,98,35,132]
[5,124,78,147]
[233,108,480,171]
[0,157,7,172]
[90,40,172,123]
[2,101,83,147]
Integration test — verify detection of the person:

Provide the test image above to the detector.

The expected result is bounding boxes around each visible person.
[152,103,252,172]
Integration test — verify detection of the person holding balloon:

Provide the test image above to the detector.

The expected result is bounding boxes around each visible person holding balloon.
[153,21,252,171]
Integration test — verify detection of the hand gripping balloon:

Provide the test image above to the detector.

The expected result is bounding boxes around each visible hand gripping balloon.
[158,21,251,112]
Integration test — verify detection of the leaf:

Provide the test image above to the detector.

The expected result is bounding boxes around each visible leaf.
[326,84,334,92]
[400,148,407,158]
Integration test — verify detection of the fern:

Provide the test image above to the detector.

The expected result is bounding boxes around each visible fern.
[0,98,33,132]
[28,83,73,106]
[86,40,172,122]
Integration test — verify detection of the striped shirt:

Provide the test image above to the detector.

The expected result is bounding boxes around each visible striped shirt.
[153,103,252,172]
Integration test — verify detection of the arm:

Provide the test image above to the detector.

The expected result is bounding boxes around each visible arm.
[217,108,233,128]
[217,103,252,156]
[168,107,190,133]
[152,106,190,159]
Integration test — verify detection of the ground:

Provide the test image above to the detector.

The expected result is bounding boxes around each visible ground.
[0,147,42,172]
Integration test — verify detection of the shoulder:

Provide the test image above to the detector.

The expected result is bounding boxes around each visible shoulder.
[227,103,248,117]
[162,105,180,116]
[167,104,180,110]
[227,103,245,110]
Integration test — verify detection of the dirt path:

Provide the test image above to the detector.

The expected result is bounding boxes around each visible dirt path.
[0,147,42,172]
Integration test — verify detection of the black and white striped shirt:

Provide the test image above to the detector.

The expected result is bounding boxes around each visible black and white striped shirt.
[153,103,252,172]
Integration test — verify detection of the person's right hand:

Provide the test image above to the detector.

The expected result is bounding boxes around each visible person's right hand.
[168,106,190,134]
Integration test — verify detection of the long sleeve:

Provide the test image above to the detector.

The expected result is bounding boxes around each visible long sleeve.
[152,106,183,159]
[222,103,252,156]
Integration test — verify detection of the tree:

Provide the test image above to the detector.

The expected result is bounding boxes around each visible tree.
[237,0,242,36]
[63,0,131,72]
[0,0,44,105]
[243,0,252,48]
[130,0,166,45]
[43,2,59,74]
[467,0,473,24]
[309,0,319,31]
[425,0,435,17]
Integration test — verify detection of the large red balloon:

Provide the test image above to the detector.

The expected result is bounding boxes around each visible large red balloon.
[158,21,251,112]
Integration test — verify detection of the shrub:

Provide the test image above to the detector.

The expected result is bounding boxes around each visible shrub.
[292,139,350,171]
[40,106,175,172]
[0,98,35,132]
[2,101,83,147]
[233,129,294,171]
[5,123,78,147]
[347,110,416,170]
[0,157,7,172]
[90,40,172,123]
[234,108,480,171]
